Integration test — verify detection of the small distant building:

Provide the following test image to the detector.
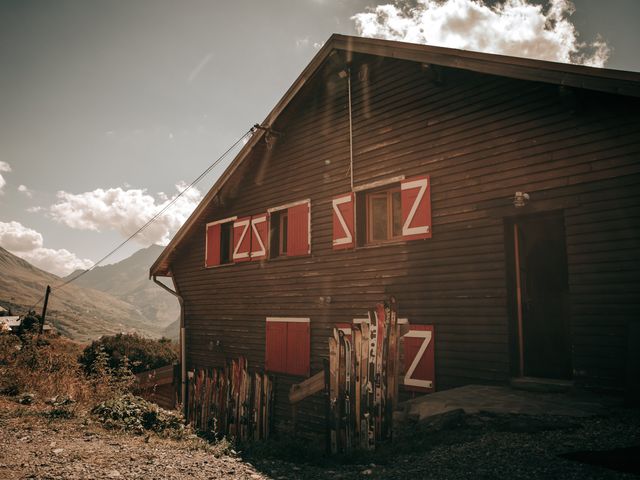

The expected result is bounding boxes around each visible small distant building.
[0,316,22,332]
[0,311,53,334]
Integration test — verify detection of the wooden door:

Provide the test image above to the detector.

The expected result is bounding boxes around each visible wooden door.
[511,212,571,379]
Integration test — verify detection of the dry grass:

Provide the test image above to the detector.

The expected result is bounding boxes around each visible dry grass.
[0,332,125,407]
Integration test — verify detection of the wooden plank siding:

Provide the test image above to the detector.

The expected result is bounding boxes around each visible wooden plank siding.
[169,55,640,432]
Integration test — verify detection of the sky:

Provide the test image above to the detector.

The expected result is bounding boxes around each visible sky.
[1,0,639,276]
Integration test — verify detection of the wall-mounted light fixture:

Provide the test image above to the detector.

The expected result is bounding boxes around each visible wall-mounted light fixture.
[513,191,530,208]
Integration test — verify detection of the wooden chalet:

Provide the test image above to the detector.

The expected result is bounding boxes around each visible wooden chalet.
[151,34,640,433]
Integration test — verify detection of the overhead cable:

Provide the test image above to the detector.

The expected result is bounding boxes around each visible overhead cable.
[26,126,255,311]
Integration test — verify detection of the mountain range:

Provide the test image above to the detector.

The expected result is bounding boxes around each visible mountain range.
[65,245,179,329]
[0,245,178,341]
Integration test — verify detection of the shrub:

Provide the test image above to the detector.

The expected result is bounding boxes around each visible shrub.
[79,333,178,375]
[91,394,186,437]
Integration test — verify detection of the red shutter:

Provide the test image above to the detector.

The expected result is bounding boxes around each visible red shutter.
[250,214,268,260]
[265,321,287,374]
[403,325,435,393]
[332,193,355,250]
[232,216,251,262]
[286,321,310,376]
[401,176,432,240]
[205,223,221,267]
[287,202,310,256]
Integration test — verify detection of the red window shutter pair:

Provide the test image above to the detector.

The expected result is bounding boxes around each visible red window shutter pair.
[287,202,310,256]
[205,214,269,267]
[403,324,435,393]
[331,175,432,249]
[232,215,269,262]
[265,318,310,377]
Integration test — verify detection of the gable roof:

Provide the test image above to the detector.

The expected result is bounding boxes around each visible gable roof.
[151,33,640,277]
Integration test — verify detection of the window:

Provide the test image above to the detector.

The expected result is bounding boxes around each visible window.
[269,210,288,258]
[336,175,432,249]
[280,213,288,255]
[205,213,269,266]
[220,222,233,264]
[268,200,310,258]
[366,188,403,244]
[205,216,237,267]
[265,317,310,376]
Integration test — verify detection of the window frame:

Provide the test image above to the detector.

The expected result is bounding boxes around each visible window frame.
[364,186,403,245]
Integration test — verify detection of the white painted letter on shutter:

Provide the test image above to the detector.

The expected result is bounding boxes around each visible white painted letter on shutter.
[250,214,268,260]
[232,217,251,262]
[403,325,435,392]
[401,176,432,240]
[332,193,355,250]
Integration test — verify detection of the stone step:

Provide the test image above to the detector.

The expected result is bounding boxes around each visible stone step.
[510,377,574,393]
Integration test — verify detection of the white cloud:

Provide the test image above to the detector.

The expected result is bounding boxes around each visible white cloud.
[0,221,42,252]
[18,184,33,198]
[296,36,311,49]
[18,247,94,277]
[0,221,93,276]
[27,206,43,213]
[0,161,11,194]
[352,0,609,67]
[49,183,202,246]
[296,37,325,51]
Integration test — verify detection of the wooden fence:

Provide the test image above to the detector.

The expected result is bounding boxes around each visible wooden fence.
[187,357,274,442]
[135,364,179,410]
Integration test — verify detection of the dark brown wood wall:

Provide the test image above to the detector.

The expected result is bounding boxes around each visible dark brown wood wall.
[170,55,640,431]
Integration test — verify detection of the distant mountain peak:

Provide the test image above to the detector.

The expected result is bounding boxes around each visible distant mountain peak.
[61,244,179,332]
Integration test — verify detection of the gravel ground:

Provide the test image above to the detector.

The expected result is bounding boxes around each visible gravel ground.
[1,398,638,479]
[0,400,264,480]
[247,407,640,479]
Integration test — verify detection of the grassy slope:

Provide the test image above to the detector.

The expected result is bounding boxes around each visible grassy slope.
[0,247,161,341]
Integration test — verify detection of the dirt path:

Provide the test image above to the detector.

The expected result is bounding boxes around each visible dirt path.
[1,399,639,479]
[0,405,265,480]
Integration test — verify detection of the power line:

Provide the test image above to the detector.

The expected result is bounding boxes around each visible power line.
[27,126,255,312]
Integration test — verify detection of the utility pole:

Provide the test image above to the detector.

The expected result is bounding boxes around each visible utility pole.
[40,285,51,334]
